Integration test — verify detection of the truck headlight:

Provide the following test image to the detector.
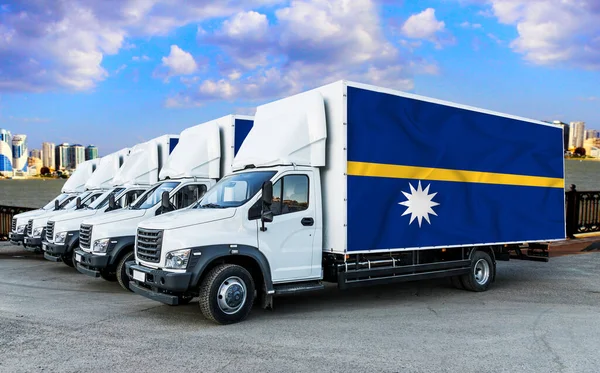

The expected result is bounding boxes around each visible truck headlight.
[32,227,43,238]
[55,232,67,244]
[164,249,191,269]
[17,225,26,234]
[93,238,110,253]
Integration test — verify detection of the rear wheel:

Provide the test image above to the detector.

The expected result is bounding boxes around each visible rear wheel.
[116,251,135,292]
[460,251,494,292]
[199,264,255,325]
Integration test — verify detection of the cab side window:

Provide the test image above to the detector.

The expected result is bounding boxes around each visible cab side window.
[272,175,309,216]
[119,189,145,208]
[171,184,208,209]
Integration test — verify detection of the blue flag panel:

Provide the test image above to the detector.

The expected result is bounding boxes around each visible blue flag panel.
[345,85,565,252]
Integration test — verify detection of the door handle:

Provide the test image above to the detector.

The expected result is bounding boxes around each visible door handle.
[301,217,314,226]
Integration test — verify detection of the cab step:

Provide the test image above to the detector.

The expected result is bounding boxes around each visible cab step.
[273,281,324,295]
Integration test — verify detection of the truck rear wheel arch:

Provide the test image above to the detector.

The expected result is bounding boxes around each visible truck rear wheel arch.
[188,245,273,299]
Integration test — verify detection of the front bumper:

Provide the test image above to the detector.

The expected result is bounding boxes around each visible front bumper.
[8,232,24,245]
[126,262,193,305]
[43,241,68,262]
[23,236,43,250]
[74,249,110,277]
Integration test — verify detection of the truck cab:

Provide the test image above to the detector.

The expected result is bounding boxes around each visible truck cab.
[75,115,253,291]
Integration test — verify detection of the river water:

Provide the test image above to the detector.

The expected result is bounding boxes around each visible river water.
[1,159,599,208]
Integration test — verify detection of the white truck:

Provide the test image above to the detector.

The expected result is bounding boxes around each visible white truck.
[126,80,565,324]
[22,149,130,252]
[11,159,100,247]
[42,136,178,267]
[75,115,253,291]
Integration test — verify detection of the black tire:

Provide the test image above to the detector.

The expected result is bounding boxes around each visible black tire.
[460,251,494,292]
[199,264,255,325]
[116,251,135,292]
[99,268,117,282]
[62,249,76,268]
[450,275,464,289]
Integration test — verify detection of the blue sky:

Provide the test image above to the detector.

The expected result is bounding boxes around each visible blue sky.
[0,0,598,155]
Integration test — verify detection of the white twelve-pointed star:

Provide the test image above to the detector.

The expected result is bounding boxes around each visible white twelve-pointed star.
[399,181,440,227]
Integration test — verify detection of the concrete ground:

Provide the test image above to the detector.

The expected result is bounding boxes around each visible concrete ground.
[0,242,599,373]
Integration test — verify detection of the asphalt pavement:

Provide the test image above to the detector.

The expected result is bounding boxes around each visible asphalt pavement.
[0,242,599,373]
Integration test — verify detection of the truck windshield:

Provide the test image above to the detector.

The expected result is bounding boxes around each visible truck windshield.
[62,192,92,209]
[88,188,126,209]
[194,171,276,209]
[130,182,180,210]
[41,193,70,210]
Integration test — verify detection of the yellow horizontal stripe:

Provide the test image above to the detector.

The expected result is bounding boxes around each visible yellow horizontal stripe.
[347,161,564,189]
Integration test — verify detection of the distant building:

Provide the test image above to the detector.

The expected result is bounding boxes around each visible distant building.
[568,121,585,149]
[55,143,71,170]
[28,156,43,174]
[0,128,12,175]
[30,149,42,159]
[12,134,28,173]
[42,142,55,170]
[72,144,85,168]
[551,121,569,152]
[85,145,99,161]
[584,137,600,157]
[585,129,599,140]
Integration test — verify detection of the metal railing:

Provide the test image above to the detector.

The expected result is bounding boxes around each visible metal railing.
[0,205,36,239]
[566,185,600,238]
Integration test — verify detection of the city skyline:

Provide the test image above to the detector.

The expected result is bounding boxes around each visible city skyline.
[0,1,597,154]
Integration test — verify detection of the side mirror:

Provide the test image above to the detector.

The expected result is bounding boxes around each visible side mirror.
[262,181,273,206]
[161,191,170,209]
[76,197,82,209]
[108,194,116,211]
[260,181,273,232]
[54,200,59,211]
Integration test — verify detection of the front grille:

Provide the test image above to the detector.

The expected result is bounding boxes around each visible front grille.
[11,218,16,232]
[46,221,55,242]
[80,224,92,250]
[27,219,33,236]
[136,228,163,263]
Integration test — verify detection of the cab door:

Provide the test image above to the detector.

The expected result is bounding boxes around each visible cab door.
[258,171,318,282]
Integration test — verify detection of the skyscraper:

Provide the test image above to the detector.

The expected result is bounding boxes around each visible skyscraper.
[55,143,71,170]
[85,145,99,161]
[12,134,28,172]
[0,128,12,175]
[568,121,585,149]
[42,142,55,170]
[73,144,85,168]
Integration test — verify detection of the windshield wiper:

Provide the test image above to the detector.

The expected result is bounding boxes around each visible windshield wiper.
[199,203,224,209]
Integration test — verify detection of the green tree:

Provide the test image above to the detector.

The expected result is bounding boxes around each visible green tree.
[40,166,50,176]
[574,147,586,157]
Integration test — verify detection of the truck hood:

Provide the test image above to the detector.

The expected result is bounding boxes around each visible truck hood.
[84,209,147,226]
[52,209,98,223]
[140,208,236,230]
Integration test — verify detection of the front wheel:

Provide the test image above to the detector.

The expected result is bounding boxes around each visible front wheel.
[62,249,76,268]
[460,251,495,292]
[99,268,117,282]
[199,264,255,325]
[116,251,135,292]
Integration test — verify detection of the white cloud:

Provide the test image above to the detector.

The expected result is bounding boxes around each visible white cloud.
[160,45,197,79]
[173,0,434,106]
[0,0,285,92]
[114,64,127,74]
[132,55,151,61]
[401,8,454,49]
[460,21,482,29]
[483,0,600,69]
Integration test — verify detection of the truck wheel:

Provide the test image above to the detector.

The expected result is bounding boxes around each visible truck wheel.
[460,251,494,292]
[116,251,135,292]
[100,269,117,282]
[199,264,255,325]
[62,250,75,268]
